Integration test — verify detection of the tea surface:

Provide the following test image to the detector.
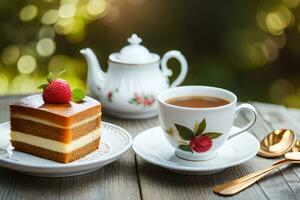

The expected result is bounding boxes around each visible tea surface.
[166,96,230,108]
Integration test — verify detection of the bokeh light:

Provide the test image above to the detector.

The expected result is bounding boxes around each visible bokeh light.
[87,0,107,16]
[36,38,56,57]
[41,9,59,25]
[263,38,279,61]
[1,45,20,65]
[0,73,9,94]
[265,12,286,35]
[54,17,74,34]
[38,26,56,39]
[264,5,293,36]
[47,55,71,74]
[58,4,77,18]
[281,0,300,8]
[9,75,39,94]
[247,42,269,66]
[19,4,38,22]
[17,55,37,74]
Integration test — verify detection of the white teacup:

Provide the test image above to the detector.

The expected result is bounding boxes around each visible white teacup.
[158,86,257,161]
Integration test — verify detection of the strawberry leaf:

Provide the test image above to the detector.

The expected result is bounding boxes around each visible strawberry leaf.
[56,70,66,78]
[175,124,194,140]
[195,119,206,136]
[38,84,48,89]
[178,145,192,152]
[46,72,53,83]
[72,89,85,102]
[202,132,222,139]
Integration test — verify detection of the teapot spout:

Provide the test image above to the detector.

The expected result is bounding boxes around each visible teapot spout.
[80,48,106,95]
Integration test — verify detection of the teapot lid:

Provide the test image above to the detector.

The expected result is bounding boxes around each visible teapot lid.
[109,34,159,64]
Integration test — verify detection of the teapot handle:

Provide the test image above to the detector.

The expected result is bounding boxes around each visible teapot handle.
[161,50,188,88]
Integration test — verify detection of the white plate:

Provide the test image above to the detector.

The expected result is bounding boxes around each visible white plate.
[133,126,259,175]
[0,122,132,177]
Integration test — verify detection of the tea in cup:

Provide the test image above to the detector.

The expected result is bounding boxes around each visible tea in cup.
[158,86,257,161]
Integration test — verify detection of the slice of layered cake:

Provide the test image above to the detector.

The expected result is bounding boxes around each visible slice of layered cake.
[10,95,101,163]
[10,75,101,163]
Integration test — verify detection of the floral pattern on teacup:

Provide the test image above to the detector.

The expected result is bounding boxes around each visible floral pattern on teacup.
[128,93,155,107]
[166,119,223,153]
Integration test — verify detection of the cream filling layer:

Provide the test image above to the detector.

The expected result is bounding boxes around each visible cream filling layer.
[11,129,101,153]
[11,113,101,129]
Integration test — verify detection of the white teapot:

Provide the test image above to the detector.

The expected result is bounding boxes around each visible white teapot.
[80,34,188,119]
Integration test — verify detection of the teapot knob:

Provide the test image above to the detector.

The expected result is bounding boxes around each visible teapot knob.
[127,34,142,45]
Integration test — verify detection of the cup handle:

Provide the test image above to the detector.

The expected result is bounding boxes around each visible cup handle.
[228,103,257,140]
[160,50,188,88]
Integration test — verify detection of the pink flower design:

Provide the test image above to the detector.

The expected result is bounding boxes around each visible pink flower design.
[134,93,144,104]
[143,98,154,106]
[129,93,155,107]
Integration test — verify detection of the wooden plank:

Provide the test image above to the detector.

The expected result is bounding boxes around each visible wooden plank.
[246,102,300,199]
[59,114,149,200]
[59,153,140,200]
[0,168,60,200]
[0,96,61,200]
[135,107,268,200]
[0,96,142,200]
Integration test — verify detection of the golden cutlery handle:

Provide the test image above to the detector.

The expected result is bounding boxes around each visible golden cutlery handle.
[214,171,270,195]
[229,159,287,183]
[216,159,286,185]
[213,160,290,196]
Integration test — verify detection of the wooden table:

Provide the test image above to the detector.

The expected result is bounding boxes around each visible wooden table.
[1,95,300,200]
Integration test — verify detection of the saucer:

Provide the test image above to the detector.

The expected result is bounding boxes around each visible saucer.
[0,122,132,177]
[133,126,259,175]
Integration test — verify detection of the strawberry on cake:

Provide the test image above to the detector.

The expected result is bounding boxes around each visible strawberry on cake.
[10,73,101,163]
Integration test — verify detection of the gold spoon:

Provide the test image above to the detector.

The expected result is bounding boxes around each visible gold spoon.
[258,129,296,157]
[292,140,300,152]
[213,129,297,196]
[213,152,300,196]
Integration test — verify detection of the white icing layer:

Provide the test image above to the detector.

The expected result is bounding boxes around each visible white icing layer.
[11,129,101,153]
[11,113,101,129]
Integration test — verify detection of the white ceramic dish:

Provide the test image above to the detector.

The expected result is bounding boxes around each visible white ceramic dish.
[0,122,132,177]
[133,126,259,175]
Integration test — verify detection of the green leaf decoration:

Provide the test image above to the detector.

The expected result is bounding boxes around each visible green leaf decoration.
[202,132,222,139]
[193,121,199,133]
[166,128,174,136]
[175,124,194,140]
[38,84,48,89]
[72,89,85,102]
[178,145,192,152]
[195,119,206,136]
[129,99,138,104]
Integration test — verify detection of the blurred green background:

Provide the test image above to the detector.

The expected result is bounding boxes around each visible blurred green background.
[0,0,300,108]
